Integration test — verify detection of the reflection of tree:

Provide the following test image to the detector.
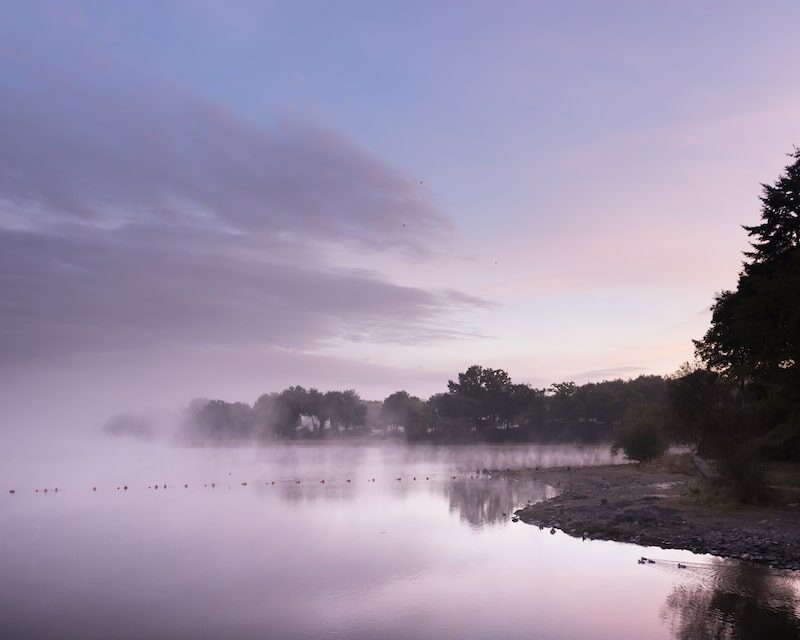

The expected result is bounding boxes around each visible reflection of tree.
[275,483,357,505]
[661,559,800,640]
[444,479,555,528]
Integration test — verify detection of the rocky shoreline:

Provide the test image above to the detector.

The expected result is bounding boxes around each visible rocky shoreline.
[508,462,800,571]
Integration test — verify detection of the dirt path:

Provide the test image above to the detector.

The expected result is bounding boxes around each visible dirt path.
[508,462,800,571]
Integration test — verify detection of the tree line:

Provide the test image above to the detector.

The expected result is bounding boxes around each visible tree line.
[185,147,800,474]
[182,370,668,444]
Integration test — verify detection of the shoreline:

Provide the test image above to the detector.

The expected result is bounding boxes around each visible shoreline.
[508,460,800,571]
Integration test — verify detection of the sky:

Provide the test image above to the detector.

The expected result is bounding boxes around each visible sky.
[2,1,800,428]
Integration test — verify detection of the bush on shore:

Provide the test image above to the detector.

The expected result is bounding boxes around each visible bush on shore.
[718,446,772,505]
[612,403,670,463]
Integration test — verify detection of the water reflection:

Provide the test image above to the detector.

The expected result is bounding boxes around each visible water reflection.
[2,443,799,640]
[445,478,557,527]
[662,560,800,640]
[235,473,557,531]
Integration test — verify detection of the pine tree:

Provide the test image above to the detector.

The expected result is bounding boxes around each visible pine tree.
[743,147,800,268]
[694,147,800,457]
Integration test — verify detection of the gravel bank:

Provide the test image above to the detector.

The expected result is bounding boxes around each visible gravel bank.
[510,463,800,571]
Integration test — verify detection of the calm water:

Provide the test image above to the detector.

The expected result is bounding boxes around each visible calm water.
[1,442,799,640]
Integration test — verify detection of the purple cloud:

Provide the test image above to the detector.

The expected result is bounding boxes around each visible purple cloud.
[0,50,483,365]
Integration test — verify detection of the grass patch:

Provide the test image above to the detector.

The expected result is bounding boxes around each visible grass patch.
[641,452,696,475]
[677,479,740,511]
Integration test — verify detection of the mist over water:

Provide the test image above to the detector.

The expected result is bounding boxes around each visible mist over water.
[2,441,798,639]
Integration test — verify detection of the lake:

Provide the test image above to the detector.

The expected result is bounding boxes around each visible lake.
[1,442,799,639]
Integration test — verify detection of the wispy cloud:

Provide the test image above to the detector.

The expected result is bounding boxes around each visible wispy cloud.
[0,46,483,365]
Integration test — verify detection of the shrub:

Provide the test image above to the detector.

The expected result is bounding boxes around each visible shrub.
[612,403,669,463]
[718,446,771,505]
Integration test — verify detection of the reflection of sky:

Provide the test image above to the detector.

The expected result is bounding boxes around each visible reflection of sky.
[2,444,797,639]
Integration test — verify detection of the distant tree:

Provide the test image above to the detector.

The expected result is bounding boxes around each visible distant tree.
[611,403,669,463]
[324,390,367,433]
[444,365,518,436]
[194,400,254,440]
[306,388,326,432]
[381,391,423,430]
[273,386,307,438]
[547,381,579,427]
[253,393,278,438]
